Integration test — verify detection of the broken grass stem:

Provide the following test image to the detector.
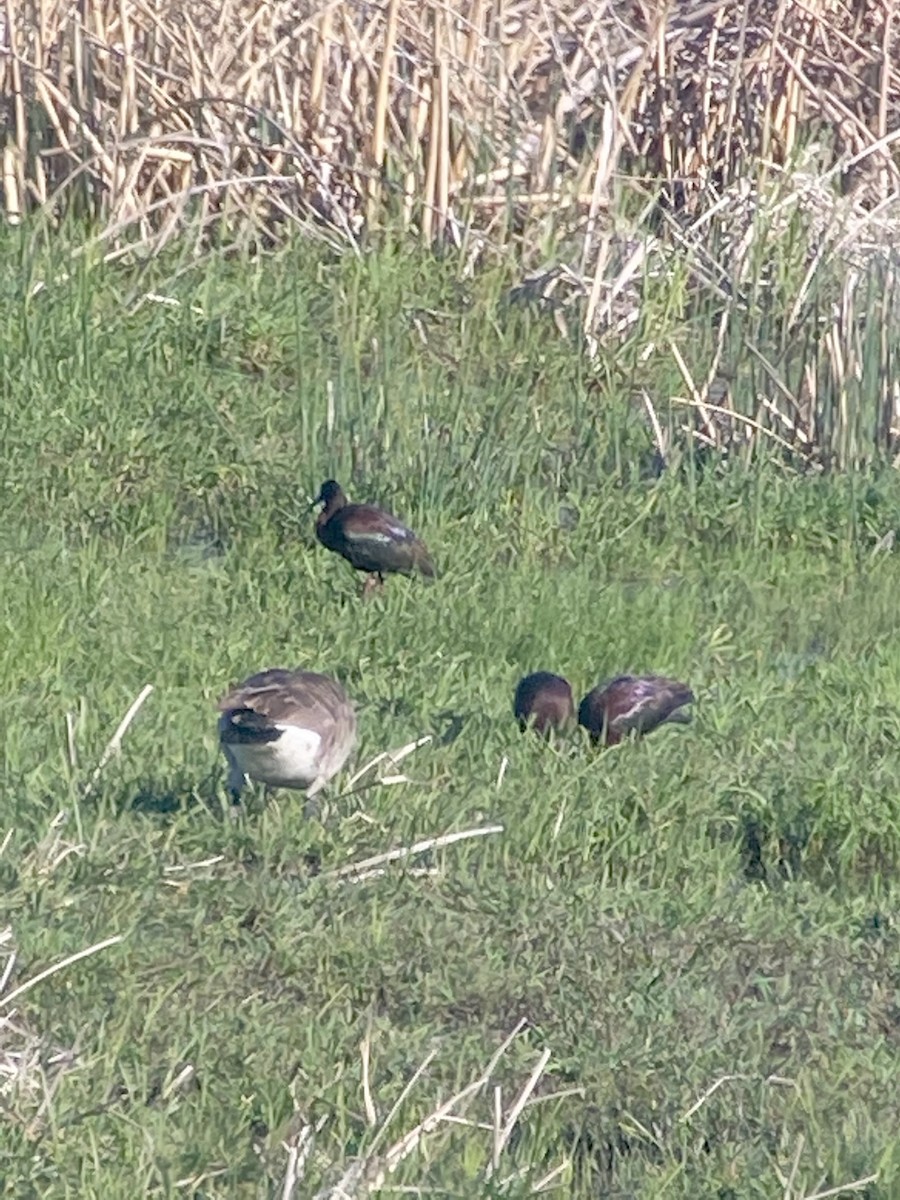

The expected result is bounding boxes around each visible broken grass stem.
[83,683,154,798]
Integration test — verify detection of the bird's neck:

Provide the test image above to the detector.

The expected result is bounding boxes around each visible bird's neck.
[319,494,346,523]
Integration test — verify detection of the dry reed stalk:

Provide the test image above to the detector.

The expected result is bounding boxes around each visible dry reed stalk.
[4,0,26,222]
[421,5,442,242]
[309,8,332,120]
[83,683,154,797]
[0,816,125,1136]
[306,1018,555,1195]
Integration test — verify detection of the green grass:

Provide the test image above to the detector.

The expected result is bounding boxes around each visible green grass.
[2,225,900,1198]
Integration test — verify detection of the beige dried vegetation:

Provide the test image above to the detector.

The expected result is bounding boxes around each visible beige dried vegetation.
[3,0,900,465]
[2,0,898,258]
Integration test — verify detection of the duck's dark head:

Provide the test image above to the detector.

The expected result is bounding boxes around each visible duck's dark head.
[514,672,575,736]
[312,479,346,514]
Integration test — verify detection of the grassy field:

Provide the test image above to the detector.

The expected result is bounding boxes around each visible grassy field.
[2,224,900,1198]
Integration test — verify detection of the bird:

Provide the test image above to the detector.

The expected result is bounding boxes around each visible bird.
[312,479,435,598]
[577,675,694,747]
[216,668,357,809]
[513,671,576,736]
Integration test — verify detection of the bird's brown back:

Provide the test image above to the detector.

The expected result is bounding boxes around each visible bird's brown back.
[578,674,694,746]
[218,668,357,748]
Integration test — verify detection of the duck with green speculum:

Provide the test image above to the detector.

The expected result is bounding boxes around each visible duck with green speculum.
[312,479,436,598]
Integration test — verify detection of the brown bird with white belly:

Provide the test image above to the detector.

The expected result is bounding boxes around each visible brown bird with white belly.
[217,667,357,808]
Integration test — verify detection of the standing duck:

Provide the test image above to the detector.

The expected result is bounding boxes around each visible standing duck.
[312,479,435,598]
[217,667,357,807]
[578,675,694,746]
[513,671,576,736]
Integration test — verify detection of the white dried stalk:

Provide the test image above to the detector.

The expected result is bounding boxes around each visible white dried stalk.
[324,824,503,881]
[486,1048,552,1178]
[83,684,154,797]
[0,935,124,1009]
[346,735,432,789]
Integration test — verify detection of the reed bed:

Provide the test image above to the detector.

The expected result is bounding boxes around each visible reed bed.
[2,0,898,253]
[3,0,900,464]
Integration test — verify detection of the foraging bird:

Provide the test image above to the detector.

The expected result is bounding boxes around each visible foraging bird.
[513,671,576,736]
[578,675,694,747]
[312,479,435,598]
[217,668,357,806]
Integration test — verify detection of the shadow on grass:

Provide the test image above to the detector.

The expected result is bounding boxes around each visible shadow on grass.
[129,773,223,818]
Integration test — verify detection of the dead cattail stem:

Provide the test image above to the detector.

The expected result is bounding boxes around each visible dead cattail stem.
[4,0,27,223]
[370,0,400,222]
[422,7,442,243]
